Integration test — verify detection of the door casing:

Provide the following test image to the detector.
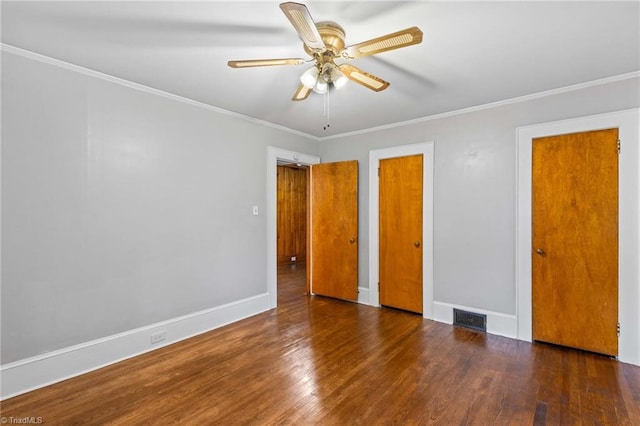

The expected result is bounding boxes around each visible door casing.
[267,147,319,309]
[516,108,640,366]
[369,142,435,319]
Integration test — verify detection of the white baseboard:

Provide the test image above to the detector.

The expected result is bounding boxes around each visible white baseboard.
[0,293,270,400]
[432,301,518,339]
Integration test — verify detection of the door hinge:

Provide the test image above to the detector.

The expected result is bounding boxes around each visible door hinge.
[617,323,620,337]
[617,140,621,154]
[378,167,380,176]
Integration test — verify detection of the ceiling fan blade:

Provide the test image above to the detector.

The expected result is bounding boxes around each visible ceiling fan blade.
[341,26,423,59]
[338,64,390,92]
[227,58,306,68]
[279,2,326,51]
[292,83,312,101]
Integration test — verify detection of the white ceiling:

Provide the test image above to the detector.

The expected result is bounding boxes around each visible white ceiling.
[2,1,639,138]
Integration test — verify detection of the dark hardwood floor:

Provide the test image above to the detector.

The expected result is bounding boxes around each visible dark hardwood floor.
[2,263,639,424]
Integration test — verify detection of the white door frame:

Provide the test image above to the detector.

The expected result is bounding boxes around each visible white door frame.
[369,142,435,319]
[516,108,640,366]
[266,147,320,309]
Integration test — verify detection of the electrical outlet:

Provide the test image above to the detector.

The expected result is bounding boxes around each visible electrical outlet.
[150,331,166,344]
[291,256,296,262]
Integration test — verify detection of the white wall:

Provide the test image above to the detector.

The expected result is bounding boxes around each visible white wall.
[2,47,639,397]
[1,51,317,367]
[318,76,640,319]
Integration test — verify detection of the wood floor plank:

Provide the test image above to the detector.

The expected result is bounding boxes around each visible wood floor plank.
[1,263,639,424]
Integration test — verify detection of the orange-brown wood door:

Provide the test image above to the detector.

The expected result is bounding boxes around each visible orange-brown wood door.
[309,160,358,301]
[379,154,423,313]
[532,128,618,356]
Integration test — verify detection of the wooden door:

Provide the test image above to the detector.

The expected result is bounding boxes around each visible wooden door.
[379,154,423,313]
[532,128,618,356]
[309,160,358,301]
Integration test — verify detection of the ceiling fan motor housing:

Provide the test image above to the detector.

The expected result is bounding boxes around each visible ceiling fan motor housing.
[304,21,346,60]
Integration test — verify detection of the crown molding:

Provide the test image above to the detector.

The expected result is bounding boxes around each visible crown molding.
[0,43,320,141]
[318,71,640,141]
[3,43,638,143]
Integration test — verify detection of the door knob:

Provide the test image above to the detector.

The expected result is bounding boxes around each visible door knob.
[535,248,546,257]
[349,238,356,244]
[414,241,421,248]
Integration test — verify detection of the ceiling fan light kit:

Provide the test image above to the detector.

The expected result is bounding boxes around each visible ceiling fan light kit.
[300,66,319,89]
[300,62,349,94]
[329,67,349,90]
[227,1,423,102]
[312,75,328,94]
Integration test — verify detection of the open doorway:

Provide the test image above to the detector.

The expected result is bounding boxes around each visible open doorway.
[266,147,320,309]
[276,162,309,304]
[267,147,359,308]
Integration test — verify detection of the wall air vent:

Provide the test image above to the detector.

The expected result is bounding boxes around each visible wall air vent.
[453,309,487,332]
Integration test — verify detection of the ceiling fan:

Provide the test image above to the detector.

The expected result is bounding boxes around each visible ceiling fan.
[227,2,423,101]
